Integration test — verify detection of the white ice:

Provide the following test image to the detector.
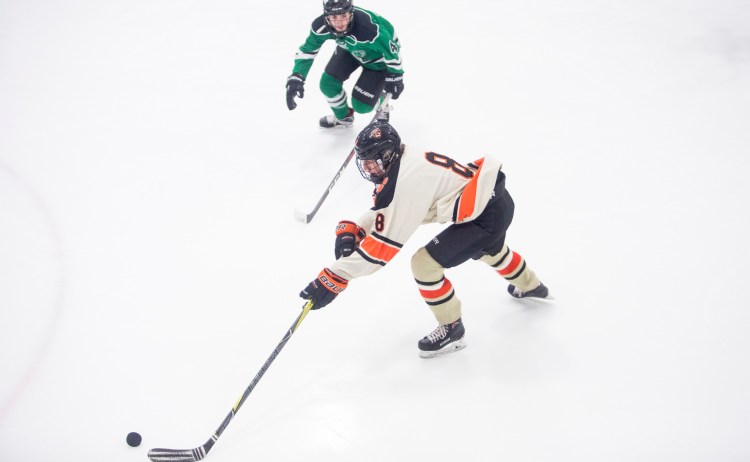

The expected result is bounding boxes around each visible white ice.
[1,1,750,461]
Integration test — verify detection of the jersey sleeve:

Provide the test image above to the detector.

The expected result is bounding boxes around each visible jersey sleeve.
[376,22,403,75]
[330,160,433,281]
[330,200,424,281]
[292,16,331,79]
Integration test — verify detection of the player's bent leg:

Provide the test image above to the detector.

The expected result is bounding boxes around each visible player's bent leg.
[412,247,467,358]
[351,68,386,114]
[412,247,461,324]
[319,72,353,126]
[353,96,390,122]
[352,98,376,115]
[479,244,549,299]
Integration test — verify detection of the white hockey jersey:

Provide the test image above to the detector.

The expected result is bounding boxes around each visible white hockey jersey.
[330,146,503,281]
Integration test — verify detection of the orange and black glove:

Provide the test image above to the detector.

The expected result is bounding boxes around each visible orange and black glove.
[334,220,366,259]
[299,268,348,309]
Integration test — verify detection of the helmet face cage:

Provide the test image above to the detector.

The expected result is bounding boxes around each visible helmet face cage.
[323,0,354,37]
[356,156,389,183]
[354,121,401,183]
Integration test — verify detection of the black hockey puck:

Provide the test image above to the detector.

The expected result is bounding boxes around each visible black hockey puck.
[126,432,142,447]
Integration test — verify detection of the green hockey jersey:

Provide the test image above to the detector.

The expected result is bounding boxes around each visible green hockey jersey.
[292,7,403,79]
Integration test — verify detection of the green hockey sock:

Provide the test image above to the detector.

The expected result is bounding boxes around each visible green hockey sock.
[320,72,350,119]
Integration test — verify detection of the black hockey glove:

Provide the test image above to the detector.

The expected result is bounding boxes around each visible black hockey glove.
[299,268,349,309]
[334,220,366,259]
[286,73,305,110]
[384,73,404,100]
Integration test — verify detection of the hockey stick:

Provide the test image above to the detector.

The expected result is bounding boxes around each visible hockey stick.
[147,300,315,462]
[294,93,393,224]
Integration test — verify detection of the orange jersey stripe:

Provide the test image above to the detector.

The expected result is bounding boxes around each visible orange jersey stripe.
[419,279,453,299]
[456,158,485,222]
[360,235,400,263]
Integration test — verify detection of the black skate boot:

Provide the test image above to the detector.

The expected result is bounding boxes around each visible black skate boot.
[319,108,354,128]
[418,318,467,359]
[507,282,549,299]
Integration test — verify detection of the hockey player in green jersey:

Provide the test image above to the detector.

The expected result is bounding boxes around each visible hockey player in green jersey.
[285,0,404,128]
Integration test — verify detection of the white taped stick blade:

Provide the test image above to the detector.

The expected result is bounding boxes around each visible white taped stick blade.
[148,447,202,462]
[294,209,311,224]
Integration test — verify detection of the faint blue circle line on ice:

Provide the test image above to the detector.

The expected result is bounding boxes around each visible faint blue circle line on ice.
[0,159,66,424]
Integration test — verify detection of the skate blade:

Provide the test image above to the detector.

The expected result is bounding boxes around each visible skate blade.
[318,124,354,129]
[512,294,555,303]
[419,338,467,359]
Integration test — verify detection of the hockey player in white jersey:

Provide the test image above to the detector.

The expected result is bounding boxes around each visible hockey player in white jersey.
[299,121,549,358]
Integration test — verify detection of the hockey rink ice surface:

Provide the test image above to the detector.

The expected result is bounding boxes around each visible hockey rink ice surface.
[2,1,749,461]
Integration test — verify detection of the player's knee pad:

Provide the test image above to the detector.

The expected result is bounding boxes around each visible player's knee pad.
[351,97,376,114]
[411,247,443,282]
[319,72,344,97]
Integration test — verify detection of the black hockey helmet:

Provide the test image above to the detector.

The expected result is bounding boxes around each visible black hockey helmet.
[323,0,354,37]
[354,121,402,183]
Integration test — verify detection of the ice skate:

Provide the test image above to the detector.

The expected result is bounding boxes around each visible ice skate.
[319,108,354,128]
[418,318,467,359]
[507,282,549,299]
